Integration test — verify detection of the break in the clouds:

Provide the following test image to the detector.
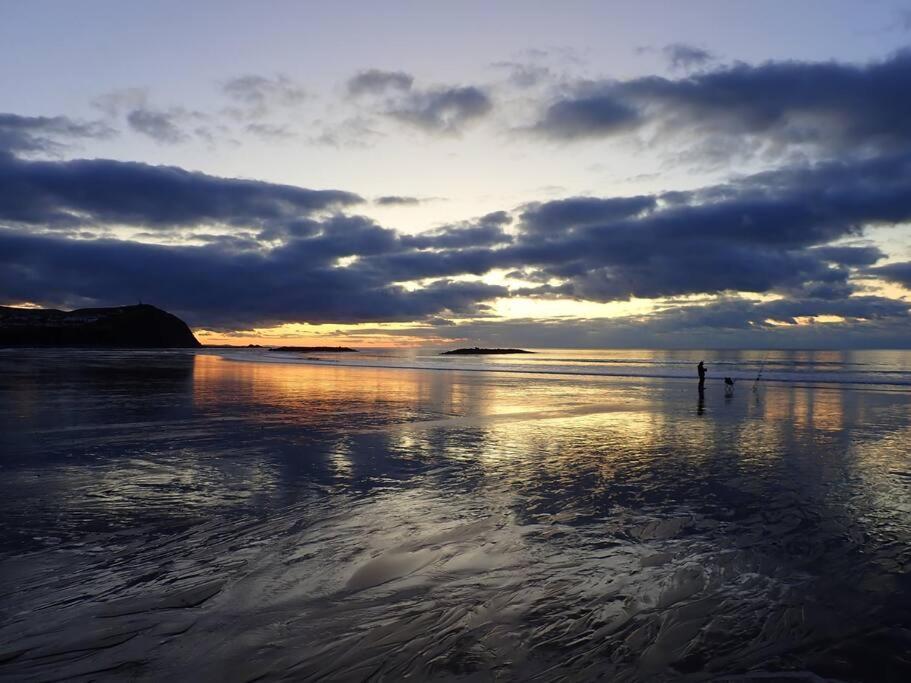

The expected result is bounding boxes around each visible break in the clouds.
[532,50,911,159]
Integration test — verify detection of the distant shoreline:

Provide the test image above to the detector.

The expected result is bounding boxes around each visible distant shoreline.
[269,346,358,353]
[441,348,533,355]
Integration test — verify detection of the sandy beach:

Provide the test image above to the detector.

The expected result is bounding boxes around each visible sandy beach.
[0,349,910,680]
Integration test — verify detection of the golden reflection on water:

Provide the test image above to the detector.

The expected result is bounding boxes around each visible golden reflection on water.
[184,352,911,531]
[190,352,859,456]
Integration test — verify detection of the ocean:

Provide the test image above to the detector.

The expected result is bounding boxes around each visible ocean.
[0,348,910,681]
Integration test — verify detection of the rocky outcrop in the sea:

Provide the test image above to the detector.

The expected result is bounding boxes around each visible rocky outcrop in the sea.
[441,347,533,355]
[0,304,201,348]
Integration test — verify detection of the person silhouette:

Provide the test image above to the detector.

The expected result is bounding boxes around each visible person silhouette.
[697,360,706,393]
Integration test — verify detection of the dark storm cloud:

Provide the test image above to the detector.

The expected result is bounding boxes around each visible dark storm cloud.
[0,228,506,329]
[871,261,911,288]
[3,144,908,328]
[532,50,911,155]
[349,152,911,306]
[662,43,715,71]
[0,153,362,228]
[520,196,656,234]
[388,86,493,134]
[0,113,112,155]
[532,89,640,140]
[401,212,513,250]
[2,107,910,338]
[648,296,910,331]
[498,153,911,302]
[347,69,414,96]
[810,245,885,267]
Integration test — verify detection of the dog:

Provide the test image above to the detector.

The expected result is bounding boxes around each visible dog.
[724,377,736,396]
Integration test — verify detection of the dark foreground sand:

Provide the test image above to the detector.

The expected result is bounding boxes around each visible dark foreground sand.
[1,350,910,681]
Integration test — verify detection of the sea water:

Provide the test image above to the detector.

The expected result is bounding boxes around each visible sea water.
[0,349,909,681]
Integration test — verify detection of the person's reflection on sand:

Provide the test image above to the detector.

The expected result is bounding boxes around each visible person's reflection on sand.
[697,390,705,416]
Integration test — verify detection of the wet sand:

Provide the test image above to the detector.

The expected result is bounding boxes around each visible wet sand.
[1,351,910,681]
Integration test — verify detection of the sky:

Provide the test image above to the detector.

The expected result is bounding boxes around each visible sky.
[2,0,911,348]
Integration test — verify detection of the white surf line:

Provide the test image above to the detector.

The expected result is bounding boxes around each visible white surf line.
[210,352,911,390]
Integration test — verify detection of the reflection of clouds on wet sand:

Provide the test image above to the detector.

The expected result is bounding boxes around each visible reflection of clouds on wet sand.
[0,351,910,680]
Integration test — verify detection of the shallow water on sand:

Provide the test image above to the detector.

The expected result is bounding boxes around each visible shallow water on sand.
[1,350,910,681]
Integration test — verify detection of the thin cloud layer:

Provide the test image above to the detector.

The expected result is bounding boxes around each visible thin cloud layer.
[222,74,308,119]
[662,43,715,71]
[126,108,190,144]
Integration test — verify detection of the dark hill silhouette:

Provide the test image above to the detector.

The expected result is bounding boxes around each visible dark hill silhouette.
[0,304,200,348]
[441,347,533,355]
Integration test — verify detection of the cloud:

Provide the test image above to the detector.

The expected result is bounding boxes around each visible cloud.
[311,116,382,148]
[245,122,295,140]
[352,297,911,349]
[532,88,639,140]
[531,50,911,158]
[810,245,884,267]
[92,89,213,146]
[490,61,554,88]
[662,43,715,71]
[344,71,492,136]
[0,113,112,155]
[0,227,505,329]
[387,86,493,134]
[1,122,910,342]
[375,196,421,206]
[871,261,911,288]
[92,88,149,118]
[347,69,414,96]
[127,108,190,144]
[401,212,513,250]
[0,153,361,228]
[520,196,656,234]
[222,74,307,119]
[349,151,911,306]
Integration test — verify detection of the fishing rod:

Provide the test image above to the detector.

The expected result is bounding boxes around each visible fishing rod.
[752,353,767,393]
